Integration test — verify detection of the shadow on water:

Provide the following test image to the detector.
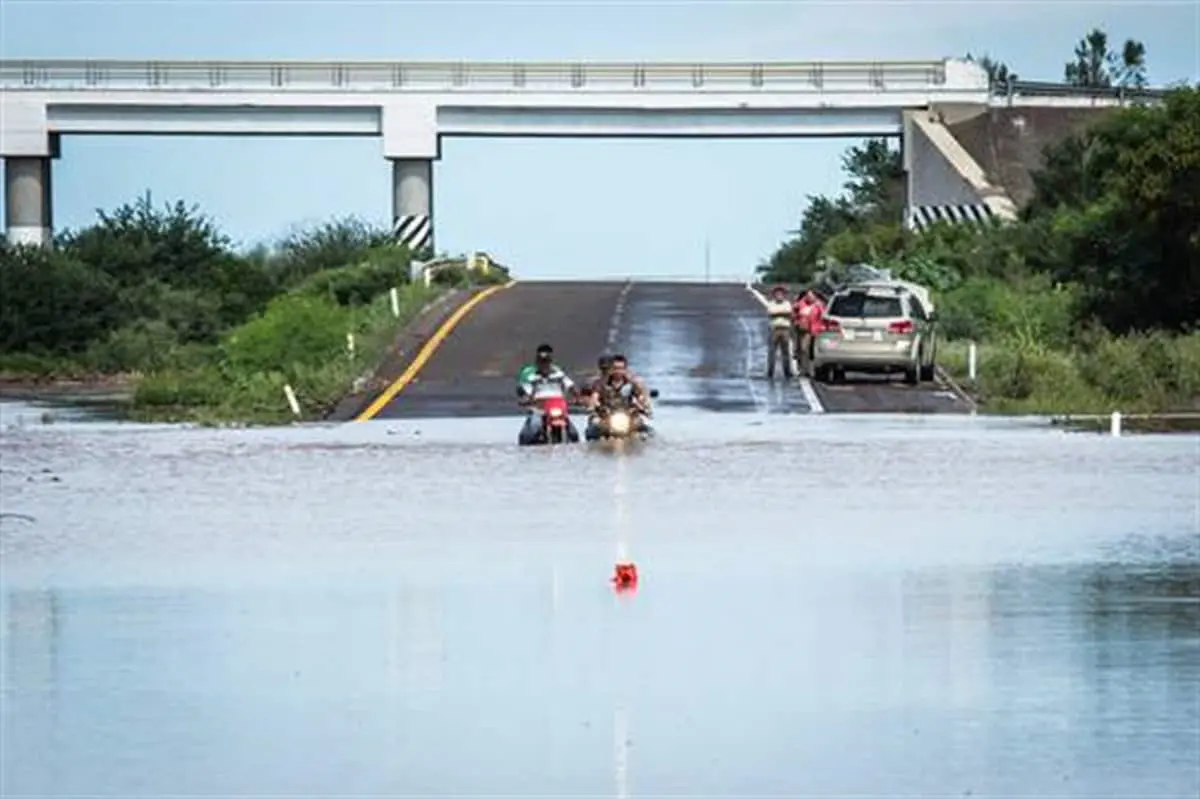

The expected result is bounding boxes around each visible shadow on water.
[1,395,133,427]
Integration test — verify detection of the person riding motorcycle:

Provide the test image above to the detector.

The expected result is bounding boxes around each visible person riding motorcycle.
[586,353,652,439]
[581,354,614,412]
[516,343,582,444]
[765,284,794,380]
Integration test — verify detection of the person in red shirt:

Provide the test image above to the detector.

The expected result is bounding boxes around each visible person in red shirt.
[792,289,826,376]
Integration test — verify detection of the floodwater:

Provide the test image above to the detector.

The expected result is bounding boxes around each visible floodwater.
[2,399,1198,797]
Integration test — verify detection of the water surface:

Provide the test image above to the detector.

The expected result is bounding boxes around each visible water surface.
[3,400,1198,796]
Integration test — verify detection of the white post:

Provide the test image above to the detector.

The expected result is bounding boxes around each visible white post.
[1110,410,1122,437]
[423,268,432,289]
[283,384,301,417]
[346,332,356,358]
[968,342,978,382]
[390,286,401,317]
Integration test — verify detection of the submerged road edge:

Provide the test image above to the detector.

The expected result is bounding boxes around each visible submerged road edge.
[353,281,517,422]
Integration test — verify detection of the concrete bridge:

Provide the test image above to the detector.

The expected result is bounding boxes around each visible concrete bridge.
[1,57,1153,248]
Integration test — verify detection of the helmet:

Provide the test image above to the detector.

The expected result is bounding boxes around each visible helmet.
[535,343,553,362]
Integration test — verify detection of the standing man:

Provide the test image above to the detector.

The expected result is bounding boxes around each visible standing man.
[792,288,825,377]
[765,285,794,380]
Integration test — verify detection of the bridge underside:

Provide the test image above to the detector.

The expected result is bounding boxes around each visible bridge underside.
[40,103,904,138]
[1,100,1116,250]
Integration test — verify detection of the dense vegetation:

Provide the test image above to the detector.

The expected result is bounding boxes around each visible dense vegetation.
[0,196,505,422]
[760,29,1200,414]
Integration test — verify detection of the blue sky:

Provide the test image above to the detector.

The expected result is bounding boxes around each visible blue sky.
[2,0,1197,279]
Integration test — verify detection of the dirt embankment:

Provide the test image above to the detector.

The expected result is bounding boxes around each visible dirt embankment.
[948,106,1119,208]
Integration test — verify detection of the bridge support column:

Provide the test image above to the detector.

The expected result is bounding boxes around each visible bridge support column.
[4,156,54,247]
[391,159,433,258]
[902,108,1015,232]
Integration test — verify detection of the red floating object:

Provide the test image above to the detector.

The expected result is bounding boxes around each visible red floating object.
[612,562,639,591]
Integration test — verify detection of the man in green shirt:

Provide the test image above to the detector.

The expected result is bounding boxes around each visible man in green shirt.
[515,343,582,444]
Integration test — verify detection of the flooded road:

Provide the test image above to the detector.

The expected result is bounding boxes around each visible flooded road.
[2,399,1198,797]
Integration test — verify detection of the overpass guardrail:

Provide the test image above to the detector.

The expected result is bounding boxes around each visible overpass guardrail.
[1000,79,1173,101]
[0,58,956,93]
[415,252,510,288]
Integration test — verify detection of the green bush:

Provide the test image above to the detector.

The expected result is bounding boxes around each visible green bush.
[293,251,412,307]
[1075,330,1200,406]
[937,274,1079,348]
[0,244,121,353]
[132,282,443,423]
[220,294,351,378]
[83,320,181,374]
[268,218,396,288]
[0,196,407,377]
[941,332,1200,413]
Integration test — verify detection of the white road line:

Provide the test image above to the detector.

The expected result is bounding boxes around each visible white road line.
[736,315,768,414]
[745,283,825,414]
[607,280,633,351]
[798,376,825,413]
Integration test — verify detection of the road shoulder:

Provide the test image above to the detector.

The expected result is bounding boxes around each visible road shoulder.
[325,287,486,422]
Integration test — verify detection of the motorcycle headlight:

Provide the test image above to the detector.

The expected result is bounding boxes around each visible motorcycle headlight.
[609,411,631,434]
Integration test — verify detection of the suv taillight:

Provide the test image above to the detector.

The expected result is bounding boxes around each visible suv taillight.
[887,320,914,334]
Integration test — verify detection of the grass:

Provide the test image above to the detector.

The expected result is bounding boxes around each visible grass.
[129,284,443,425]
[938,332,1200,416]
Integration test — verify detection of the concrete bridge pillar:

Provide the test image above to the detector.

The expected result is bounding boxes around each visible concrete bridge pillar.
[391,158,433,258]
[902,107,1016,231]
[4,156,54,247]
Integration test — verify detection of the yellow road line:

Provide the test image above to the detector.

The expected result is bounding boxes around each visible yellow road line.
[353,281,517,422]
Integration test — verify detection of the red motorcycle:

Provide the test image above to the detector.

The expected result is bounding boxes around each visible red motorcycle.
[538,395,572,444]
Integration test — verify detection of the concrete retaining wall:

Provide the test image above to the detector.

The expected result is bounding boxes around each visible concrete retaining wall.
[947,107,1118,208]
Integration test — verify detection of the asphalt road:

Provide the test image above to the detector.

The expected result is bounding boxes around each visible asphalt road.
[361,281,972,419]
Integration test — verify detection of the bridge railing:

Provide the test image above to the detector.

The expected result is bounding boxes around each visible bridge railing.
[414,252,510,288]
[1005,79,1173,102]
[0,58,952,93]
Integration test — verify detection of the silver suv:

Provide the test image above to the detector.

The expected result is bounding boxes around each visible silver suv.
[810,282,938,385]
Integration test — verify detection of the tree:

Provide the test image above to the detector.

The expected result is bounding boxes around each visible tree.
[0,245,120,353]
[759,195,858,282]
[760,26,1166,291]
[840,138,904,221]
[966,52,1019,95]
[1025,86,1200,332]
[1064,28,1147,89]
[757,139,904,282]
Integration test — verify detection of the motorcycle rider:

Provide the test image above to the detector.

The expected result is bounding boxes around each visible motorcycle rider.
[765,284,794,380]
[516,343,582,444]
[582,353,614,412]
[586,353,652,439]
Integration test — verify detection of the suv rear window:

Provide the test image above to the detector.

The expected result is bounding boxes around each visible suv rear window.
[828,292,904,319]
